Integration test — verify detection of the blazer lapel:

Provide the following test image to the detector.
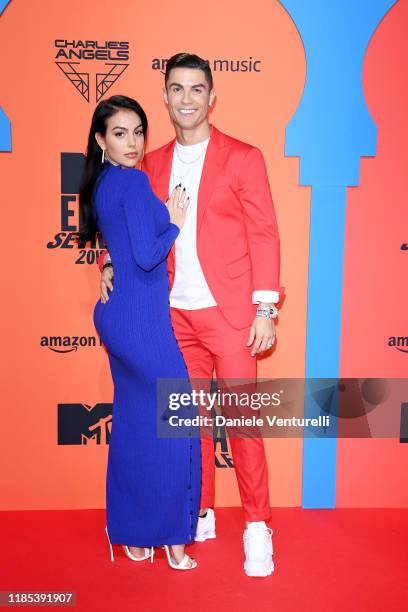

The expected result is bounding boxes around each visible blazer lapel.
[197,125,228,235]
[154,139,176,201]
[151,139,177,274]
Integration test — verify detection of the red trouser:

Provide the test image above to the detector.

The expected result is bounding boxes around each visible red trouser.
[170,305,271,522]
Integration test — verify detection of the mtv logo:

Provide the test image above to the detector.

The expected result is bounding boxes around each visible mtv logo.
[210,406,234,468]
[61,152,85,195]
[401,403,408,443]
[58,403,112,445]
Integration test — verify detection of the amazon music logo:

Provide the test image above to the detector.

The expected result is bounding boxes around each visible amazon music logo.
[58,403,112,444]
[54,39,129,102]
[152,56,262,75]
[41,335,102,353]
[388,336,408,353]
[46,153,106,262]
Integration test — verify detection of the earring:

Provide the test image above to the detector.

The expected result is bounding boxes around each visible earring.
[102,149,105,164]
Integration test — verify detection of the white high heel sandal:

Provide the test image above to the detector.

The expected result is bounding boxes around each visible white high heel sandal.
[105,525,154,563]
[163,545,197,570]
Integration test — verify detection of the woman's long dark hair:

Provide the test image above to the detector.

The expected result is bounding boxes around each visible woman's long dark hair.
[77,95,148,245]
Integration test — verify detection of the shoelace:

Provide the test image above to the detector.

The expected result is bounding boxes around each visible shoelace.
[243,526,273,553]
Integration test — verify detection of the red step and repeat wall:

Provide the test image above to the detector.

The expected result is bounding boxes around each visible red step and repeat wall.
[1,0,407,510]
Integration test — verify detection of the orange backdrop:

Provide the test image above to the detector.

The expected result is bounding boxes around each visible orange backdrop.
[1,0,308,510]
[2,0,406,511]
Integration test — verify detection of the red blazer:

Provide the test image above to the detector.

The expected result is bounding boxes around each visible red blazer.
[99,125,282,329]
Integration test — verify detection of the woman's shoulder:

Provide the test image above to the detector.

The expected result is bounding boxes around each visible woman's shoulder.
[116,166,150,189]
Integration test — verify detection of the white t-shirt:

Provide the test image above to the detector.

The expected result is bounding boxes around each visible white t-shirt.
[169,137,217,309]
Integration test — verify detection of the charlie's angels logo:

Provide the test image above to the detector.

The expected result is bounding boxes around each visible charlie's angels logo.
[58,403,112,445]
[46,153,106,263]
[55,39,129,102]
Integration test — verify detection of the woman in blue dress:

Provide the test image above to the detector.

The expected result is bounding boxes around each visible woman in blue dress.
[78,95,201,570]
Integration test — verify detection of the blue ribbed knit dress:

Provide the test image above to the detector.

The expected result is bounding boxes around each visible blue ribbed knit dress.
[93,160,201,547]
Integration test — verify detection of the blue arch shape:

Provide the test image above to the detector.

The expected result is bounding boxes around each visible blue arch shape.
[280,0,397,508]
[0,107,11,151]
[0,0,11,13]
[0,1,12,151]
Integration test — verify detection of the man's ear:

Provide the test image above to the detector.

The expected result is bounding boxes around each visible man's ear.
[209,89,216,107]
[163,87,168,105]
[95,132,105,151]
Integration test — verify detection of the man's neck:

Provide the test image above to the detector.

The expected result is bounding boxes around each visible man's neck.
[175,121,211,146]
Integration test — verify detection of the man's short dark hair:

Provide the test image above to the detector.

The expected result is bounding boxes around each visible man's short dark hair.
[165,53,213,90]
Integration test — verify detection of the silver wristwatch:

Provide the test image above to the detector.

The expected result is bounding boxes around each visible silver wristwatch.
[256,304,279,320]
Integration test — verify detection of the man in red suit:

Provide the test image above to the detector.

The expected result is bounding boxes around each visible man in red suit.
[98,53,282,577]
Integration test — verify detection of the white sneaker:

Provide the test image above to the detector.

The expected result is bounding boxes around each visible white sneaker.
[194,508,216,542]
[243,521,274,577]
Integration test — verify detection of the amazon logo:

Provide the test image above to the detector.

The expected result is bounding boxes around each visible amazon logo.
[41,335,102,353]
[388,336,408,353]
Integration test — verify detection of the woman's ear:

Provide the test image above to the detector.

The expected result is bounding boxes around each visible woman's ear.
[95,132,105,152]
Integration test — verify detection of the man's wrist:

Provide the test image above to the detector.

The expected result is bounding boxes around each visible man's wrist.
[256,304,279,320]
